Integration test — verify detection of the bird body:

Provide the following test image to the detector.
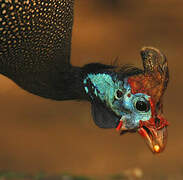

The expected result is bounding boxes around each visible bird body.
[0,0,75,100]
[0,0,169,153]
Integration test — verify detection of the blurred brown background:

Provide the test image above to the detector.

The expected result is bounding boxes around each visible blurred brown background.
[0,0,182,178]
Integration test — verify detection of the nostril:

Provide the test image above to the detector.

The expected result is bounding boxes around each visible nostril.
[142,126,152,136]
[155,117,160,127]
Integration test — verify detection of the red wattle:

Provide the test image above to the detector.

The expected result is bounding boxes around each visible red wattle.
[116,121,123,131]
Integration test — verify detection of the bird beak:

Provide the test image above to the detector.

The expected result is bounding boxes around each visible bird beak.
[138,117,168,153]
[125,47,169,153]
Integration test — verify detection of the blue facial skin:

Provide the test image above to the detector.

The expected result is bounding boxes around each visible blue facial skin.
[84,73,152,129]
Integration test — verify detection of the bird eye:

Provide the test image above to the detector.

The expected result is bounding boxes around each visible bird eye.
[135,100,150,112]
[115,89,123,99]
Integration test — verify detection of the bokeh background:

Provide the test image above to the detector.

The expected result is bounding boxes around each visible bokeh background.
[0,0,182,179]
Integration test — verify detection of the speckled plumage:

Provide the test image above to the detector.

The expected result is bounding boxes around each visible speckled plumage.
[0,0,73,67]
[0,0,79,100]
[0,0,169,153]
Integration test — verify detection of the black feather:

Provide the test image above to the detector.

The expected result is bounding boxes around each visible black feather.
[0,0,143,102]
[0,0,77,100]
[91,101,119,128]
[0,0,146,130]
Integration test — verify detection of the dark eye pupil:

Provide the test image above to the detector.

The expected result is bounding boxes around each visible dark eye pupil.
[136,101,149,112]
[116,90,123,98]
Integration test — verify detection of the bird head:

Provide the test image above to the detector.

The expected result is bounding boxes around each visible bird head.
[83,47,169,153]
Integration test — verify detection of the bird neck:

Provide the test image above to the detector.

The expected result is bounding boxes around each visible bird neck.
[81,63,116,102]
[55,65,86,100]
[1,63,115,101]
[83,72,116,102]
[49,63,115,101]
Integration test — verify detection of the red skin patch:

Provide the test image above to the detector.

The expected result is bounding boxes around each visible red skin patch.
[115,75,168,132]
[149,98,155,117]
[127,75,168,130]
[127,93,131,97]
[138,128,147,138]
[116,121,123,131]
